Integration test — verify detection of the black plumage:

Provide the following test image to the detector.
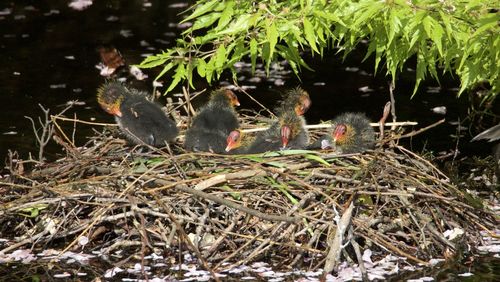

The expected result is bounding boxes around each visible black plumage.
[247,110,309,153]
[184,89,240,153]
[97,82,178,147]
[184,128,228,154]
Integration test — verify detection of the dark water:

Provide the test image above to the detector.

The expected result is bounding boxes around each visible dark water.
[0,0,498,164]
[0,0,498,280]
[0,0,194,161]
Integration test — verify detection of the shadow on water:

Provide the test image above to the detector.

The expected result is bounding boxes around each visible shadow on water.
[0,0,498,280]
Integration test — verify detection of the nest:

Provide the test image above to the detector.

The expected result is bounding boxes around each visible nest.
[0,125,497,278]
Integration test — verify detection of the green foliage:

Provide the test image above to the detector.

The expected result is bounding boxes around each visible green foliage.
[18,204,48,218]
[139,0,499,100]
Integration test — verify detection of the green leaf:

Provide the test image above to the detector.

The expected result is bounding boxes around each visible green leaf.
[422,16,432,39]
[249,38,258,73]
[352,1,383,27]
[313,10,345,26]
[205,54,216,83]
[236,155,264,162]
[473,13,500,37]
[387,9,401,47]
[221,185,241,200]
[439,10,453,40]
[214,44,226,69]
[188,12,221,32]
[138,56,167,69]
[413,51,426,97]
[265,161,288,168]
[166,63,185,93]
[155,62,174,81]
[262,42,270,72]
[215,1,235,31]
[304,154,330,166]
[429,19,444,56]
[146,157,166,165]
[196,58,207,77]
[142,0,500,103]
[216,14,252,35]
[303,17,319,53]
[266,21,278,64]
[271,181,298,204]
[186,61,195,88]
[19,204,48,218]
[181,0,219,23]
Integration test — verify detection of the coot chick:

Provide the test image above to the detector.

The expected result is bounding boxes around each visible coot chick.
[97,82,178,147]
[310,112,375,154]
[246,109,309,153]
[275,87,311,116]
[184,89,240,152]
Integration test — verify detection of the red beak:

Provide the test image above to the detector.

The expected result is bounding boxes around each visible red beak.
[225,141,235,152]
[333,124,347,143]
[281,126,291,148]
[225,130,240,152]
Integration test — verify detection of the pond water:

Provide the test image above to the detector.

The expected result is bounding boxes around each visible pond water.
[0,0,498,281]
[1,0,498,163]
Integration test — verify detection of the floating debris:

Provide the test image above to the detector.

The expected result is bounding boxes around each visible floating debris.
[68,0,93,11]
[431,106,447,115]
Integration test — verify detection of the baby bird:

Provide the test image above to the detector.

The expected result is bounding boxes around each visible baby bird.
[310,112,375,154]
[246,108,309,153]
[184,89,240,153]
[275,87,311,116]
[97,82,178,147]
[225,130,252,154]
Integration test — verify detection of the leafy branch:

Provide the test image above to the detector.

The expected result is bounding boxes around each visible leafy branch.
[139,0,499,101]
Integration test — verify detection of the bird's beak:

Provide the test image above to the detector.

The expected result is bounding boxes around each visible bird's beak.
[333,124,346,144]
[225,131,240,152]
[281,126,291,148]
[108,106,122,117]
[225,140,236,152]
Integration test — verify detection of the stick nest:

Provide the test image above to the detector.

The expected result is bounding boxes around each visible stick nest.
[0,128,497,272]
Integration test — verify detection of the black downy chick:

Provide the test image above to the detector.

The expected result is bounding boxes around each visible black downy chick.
[184,89,240,153]
[309,112,375,154]
[97,82,178,147]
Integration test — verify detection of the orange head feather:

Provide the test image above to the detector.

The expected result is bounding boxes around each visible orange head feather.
[224,89,240,107]
[96,83,125,117]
